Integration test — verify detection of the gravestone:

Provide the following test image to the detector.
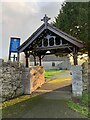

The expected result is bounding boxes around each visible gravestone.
[71,65,83,96]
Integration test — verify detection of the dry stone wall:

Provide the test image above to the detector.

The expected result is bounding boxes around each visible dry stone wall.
[0,60,24,102]
[0,59,45,102]
[82,62,88,91]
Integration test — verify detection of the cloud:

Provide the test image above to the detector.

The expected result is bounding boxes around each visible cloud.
[2,2,40,58]
[37,2,61,21]
[2,2,39,24]
[1,1,62,59]
[1,0,65,2]
[0,2,2,58]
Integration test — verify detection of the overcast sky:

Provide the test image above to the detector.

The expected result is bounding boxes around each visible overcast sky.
[0,0,65,59]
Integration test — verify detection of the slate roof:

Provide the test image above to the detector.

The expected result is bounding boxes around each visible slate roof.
[30,55,66,62]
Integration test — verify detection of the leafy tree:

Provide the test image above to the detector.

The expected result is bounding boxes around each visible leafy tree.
[53,2,89,58]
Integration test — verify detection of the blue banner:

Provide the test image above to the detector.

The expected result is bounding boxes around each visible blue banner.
[9,37,20,52]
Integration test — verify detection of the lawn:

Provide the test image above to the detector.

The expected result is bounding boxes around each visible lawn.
[44,70,64,79]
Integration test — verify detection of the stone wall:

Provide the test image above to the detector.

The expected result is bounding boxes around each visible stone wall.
[22,66,45,94]
[0,59,45,102]
[82,62,88,91]
[0,60,24,102]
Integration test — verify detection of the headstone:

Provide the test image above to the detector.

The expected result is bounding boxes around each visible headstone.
[71,65,83,96]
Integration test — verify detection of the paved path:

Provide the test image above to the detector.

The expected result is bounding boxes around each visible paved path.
[22,71,87,118]
[32,71,72,99]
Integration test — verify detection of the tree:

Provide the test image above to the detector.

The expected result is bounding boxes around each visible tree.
[53,2,89,58]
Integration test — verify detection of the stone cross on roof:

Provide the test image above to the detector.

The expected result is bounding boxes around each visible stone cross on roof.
[41,14,51,28]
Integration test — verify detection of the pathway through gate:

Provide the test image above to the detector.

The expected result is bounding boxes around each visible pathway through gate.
[22,70,86,118]
[2,70,87,118]
[33,70,72,99]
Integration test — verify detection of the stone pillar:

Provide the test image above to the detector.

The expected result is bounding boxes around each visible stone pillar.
[22,66,45,94]
[71,65,83,96]
[22,68,30,94]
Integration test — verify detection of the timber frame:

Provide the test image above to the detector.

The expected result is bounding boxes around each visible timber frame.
[18,14,83,67]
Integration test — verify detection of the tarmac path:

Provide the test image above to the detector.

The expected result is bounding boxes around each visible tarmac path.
[22,71,87,118]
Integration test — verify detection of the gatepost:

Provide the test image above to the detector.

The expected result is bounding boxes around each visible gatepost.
[71,65,83,97]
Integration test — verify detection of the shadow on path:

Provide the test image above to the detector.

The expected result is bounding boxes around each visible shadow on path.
[22,71,86,118]
[2,70,87,118]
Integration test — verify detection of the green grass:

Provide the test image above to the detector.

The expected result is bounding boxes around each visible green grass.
[44,70,63,78]
[67,91,90,117]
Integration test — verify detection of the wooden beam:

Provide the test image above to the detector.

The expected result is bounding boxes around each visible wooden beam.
[26,57,28,67]
[39,55,42,66]
[33,55,37,66]
[24,51,29,67]
[73,53,78,65]
[73,47,78,65]
[36,45,73,51]
[18,24,45,53]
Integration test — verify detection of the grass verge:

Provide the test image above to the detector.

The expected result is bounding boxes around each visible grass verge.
[2,95,42,118]
[67,91,90,117]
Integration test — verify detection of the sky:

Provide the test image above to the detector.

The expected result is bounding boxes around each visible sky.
[0,0,65,59]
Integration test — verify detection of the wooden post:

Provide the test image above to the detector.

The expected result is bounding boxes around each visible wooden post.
[39,55,42,66]
[73,47,78,65]
[25,51,29,67]
[33,55,37,66]
[26,57,28,67]
[42,39,44,47]
[73,53,78,65]
[8,52,11,61]
[17,53,19,62]
[13,55,16,62]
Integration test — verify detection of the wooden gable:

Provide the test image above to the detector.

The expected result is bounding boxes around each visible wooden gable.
[18,15,84,67]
